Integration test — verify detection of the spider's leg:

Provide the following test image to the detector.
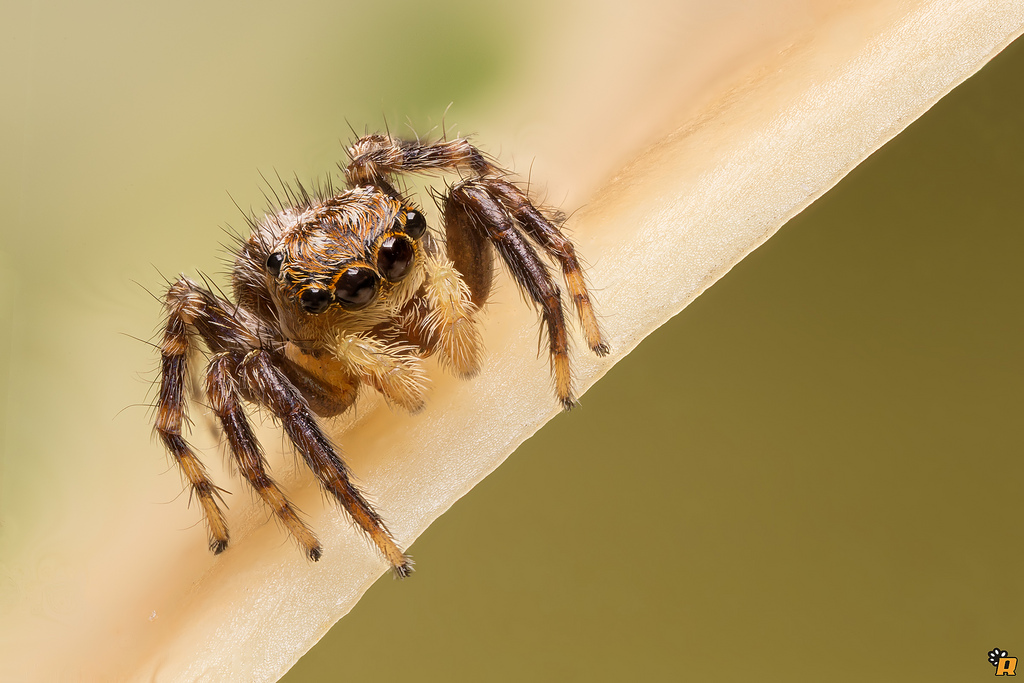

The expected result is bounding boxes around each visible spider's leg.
[156,289,230,554]
[486,179,608,356]
[238,349,413,577]
[165,279,409,570]
[206,352,322,561]
[345,135,493,189]
[161,276,308,557]
[445,181,576,409]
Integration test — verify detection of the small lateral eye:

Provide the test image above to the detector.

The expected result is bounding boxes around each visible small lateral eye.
[334,267,380,310]
[266,252,284,277]
[403,209,426,239]
[376,235,415,282]
[300,287,332,314]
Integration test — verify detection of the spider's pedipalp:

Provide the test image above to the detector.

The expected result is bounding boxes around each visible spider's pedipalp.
[327,335,429,413]
[386,250,484,379]
[418,253,484,378]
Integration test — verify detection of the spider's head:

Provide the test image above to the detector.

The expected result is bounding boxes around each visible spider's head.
[260,186,429,339]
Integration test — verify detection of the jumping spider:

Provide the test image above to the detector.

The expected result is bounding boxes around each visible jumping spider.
[155,134,608,577]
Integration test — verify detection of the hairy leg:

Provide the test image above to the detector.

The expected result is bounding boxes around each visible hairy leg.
[156,281,233,552]
[486,179,608,356]
[345,135,493,189]
[445,181,575,407]
[206,352,322,560]
[239,348,413,577]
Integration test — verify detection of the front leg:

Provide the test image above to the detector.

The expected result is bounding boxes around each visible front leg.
[238,349,413,577]
[156,276,267,554]
[207,352,323,560]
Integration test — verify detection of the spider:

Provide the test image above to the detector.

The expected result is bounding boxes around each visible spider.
[155,134,608,577]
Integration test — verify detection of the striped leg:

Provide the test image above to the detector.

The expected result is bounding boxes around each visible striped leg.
[446,180,576,409]
[155,302,230,553]
[345,135,493,189]
[486,178,608,356]
[238,349,413,577]
[156,276,267,555]
[206,352,322,560]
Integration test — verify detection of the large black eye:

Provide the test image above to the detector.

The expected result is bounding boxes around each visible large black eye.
[334,267,380,310]
[266,252,284,277]
[376,235,415,282]
[403,209,426,239]
[300,287,331,314]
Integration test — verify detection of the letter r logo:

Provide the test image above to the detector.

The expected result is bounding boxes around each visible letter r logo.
[996,657,1017,676]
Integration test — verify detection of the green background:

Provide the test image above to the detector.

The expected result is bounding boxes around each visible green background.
[1,1,1020,680]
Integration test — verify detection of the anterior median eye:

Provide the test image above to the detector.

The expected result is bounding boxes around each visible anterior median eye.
[376,235,415,282]
[333,267,380,310]
[300,287,331,314]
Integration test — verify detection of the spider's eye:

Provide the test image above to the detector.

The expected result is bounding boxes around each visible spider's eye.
[300,287,332,314]
[376,235,415,282]
[403,209,426,239]
[266,252,284,277]
[334,267,380,310]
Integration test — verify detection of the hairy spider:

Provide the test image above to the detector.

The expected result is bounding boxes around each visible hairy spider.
[155,134,608,577]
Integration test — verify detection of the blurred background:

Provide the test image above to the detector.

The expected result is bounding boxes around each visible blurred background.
[1,1,1021,681]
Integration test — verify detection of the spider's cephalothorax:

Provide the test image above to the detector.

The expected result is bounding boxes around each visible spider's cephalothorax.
[155,134,608,577]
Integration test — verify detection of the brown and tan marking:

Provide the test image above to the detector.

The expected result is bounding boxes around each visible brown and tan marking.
[155,133,607,577]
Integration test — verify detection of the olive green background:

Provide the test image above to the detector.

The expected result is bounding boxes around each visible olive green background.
[1,1,1021,681]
